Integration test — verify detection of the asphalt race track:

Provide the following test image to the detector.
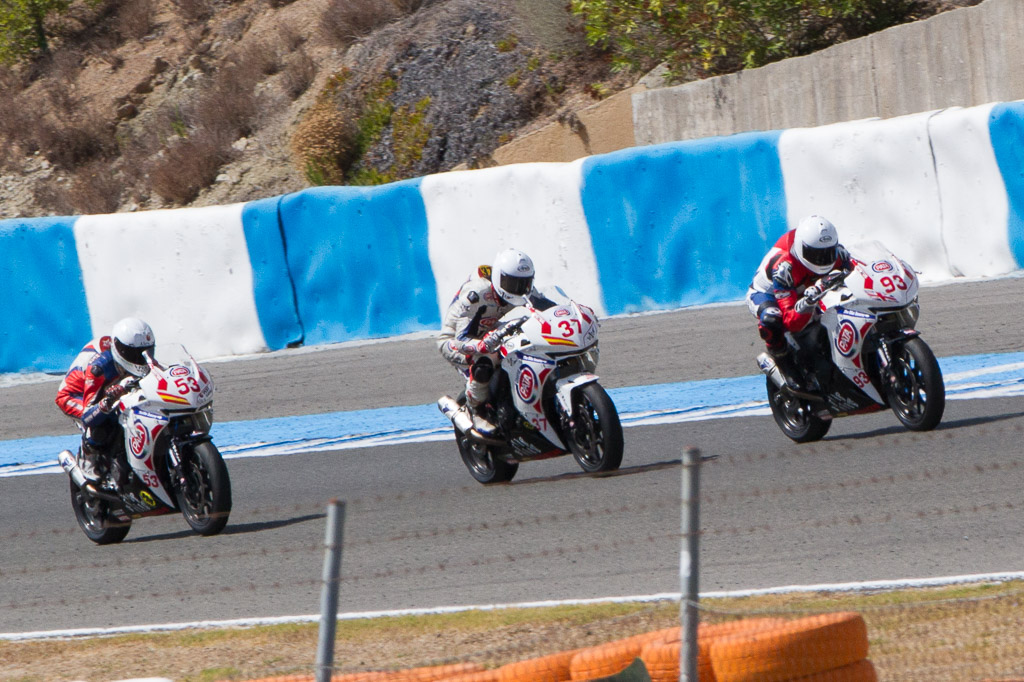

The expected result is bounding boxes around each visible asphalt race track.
[2,277,1023,635]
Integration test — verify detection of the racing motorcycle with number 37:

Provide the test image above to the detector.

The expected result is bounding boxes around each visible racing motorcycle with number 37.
[59,344,231,544]
[758,241,945,443]
[439,287,624,484]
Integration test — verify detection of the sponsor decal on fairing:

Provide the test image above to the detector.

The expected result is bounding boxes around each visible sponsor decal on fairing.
[872,260,894,273]
[170,365,190,377]
[836,320,859,357]
[129,423,149,458]
[554,308,570,317]
[517,366,538,403]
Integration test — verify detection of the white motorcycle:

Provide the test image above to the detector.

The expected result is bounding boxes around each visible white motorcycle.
[758,241,945,443]
[59,344,231,544]
[438,287,624,484]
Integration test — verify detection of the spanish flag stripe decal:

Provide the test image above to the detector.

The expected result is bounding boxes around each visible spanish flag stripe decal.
[157,392,191,404]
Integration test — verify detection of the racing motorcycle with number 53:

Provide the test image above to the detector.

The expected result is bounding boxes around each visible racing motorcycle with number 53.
[758,241,945,443]
[59,344,231,544]
[439,287,624,484]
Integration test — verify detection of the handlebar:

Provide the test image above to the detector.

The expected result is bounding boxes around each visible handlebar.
[807,269,850,303]
[496,315,530,338]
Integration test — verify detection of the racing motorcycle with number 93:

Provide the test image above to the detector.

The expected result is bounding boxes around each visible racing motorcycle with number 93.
[758,241,945,443]
[59,344,231,544]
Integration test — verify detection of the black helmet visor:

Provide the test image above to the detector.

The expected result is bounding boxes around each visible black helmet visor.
[803,244,838,267]
[499,272,533,296]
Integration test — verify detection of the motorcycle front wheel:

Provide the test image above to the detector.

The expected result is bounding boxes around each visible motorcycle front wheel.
[69,479,131,545]
[455,428,519,484]
[175,441,232,536]
[568,383,624,474]
[766,378,832,443]
[885,337,945,431]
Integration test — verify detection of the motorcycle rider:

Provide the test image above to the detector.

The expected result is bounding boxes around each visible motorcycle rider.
[56,317,156,485]
[439,248,537,436]
[747,215,853,390]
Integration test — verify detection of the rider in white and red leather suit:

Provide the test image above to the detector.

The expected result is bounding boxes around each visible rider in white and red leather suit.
[55,318,155,483]
[439,249,537,436]
[747,215,853,388]
[56,335,114,421]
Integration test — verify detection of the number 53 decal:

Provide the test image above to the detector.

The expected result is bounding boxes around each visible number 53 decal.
[174,377,200,394]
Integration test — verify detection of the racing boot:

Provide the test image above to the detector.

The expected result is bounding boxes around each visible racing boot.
[770,347,805,392]
[78,446,102,483]
[465,380,498,437]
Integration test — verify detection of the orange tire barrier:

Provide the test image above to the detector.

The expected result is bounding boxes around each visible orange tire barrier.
[709,612,869,682]
[639,618,786,682]
[569,626,680,680]
[787,659,876,682]
[497,647,584,682]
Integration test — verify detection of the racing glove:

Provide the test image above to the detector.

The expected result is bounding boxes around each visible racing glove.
[793,295,817,316]
[803,281,826,300]
[465,330,503,356]
[99,384,126,412]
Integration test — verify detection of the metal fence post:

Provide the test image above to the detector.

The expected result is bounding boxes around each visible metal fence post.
[316,498,346,682]
[680,447,701,682]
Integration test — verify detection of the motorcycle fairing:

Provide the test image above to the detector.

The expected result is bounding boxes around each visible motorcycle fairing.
[501,349,568,450]
[117,344,214,508]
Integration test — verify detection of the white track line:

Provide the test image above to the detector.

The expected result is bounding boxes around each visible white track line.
[4,571,1022,642]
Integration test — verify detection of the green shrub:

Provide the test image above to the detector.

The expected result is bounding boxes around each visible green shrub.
[0,0,102,63]
[569,0,922,81]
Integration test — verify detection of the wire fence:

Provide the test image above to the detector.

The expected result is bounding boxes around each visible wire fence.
[2,435,1024,681]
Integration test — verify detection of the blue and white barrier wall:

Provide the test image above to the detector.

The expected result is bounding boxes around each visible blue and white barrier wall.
[3,100,1024,374]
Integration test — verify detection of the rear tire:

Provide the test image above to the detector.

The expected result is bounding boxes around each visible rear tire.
[69,479,131,545]
[766,378,832,443]
[885,337,944,431]
[176,441,231,536]
[568,383,624,474]
[456,428,518,484]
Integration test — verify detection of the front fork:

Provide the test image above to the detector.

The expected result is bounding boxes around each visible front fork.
[875,330,920,394]
[167,436,211,492]
[168,441,186,490]
[554,374,600,446]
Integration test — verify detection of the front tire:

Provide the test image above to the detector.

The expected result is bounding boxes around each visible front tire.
[69,479,131,545]
[568,383,624,474]
[885,337,944,431]
[456,429,519,484]
[176,441,232,536]
[766,378,832,443]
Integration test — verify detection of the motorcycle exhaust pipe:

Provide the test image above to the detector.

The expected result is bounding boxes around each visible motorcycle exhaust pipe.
[58,449,90,489]
[437,396,474,433]
[756,352,787,390]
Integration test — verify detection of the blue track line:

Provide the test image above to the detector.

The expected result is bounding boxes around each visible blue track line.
[4,352,1024,476]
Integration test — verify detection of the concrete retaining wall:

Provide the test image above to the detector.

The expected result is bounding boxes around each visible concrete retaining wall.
[633,0,1024,145]
[4,100,1024,374]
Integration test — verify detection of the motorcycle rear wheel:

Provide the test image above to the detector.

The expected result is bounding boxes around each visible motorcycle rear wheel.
[455,428,519,484]
[766,378,832,443]
[69,479,131,545]
[885,337,945,431]
[175,441,232,536]
[568,383,624,474]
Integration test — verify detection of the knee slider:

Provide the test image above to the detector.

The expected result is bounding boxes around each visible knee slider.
[757,304,784,346]
[470,356,494,383]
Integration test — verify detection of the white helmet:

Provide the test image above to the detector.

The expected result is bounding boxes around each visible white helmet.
[792,214,839,275]
[492,248,535,306]
[111,317,155,377]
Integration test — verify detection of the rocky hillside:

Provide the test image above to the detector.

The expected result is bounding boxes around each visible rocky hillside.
[0,0,980,221]
[0,0,631,220]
